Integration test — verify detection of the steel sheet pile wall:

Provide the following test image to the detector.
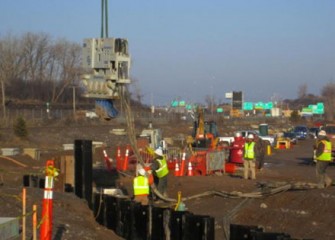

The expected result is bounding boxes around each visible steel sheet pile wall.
[74,139,93,209]
[230,224,294,240]
[92,193,215,240]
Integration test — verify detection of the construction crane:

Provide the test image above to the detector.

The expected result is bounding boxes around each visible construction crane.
[80,0,131,120]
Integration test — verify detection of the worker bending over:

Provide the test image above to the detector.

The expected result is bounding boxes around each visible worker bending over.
[151,147,169,198]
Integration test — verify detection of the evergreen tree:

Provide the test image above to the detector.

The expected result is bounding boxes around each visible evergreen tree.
[13,116,28,138]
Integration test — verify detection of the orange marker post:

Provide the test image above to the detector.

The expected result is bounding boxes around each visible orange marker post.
[40,160,57,240]
[32,205,37,240]
[22,188,26,240]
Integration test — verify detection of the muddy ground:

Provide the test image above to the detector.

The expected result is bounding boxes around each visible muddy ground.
[0,120,335,240]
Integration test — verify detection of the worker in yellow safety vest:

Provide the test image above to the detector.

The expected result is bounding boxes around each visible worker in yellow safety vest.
[151,147,169,198]
[133,167,150,205]
[243,134,257,180]
[314,130,333,188]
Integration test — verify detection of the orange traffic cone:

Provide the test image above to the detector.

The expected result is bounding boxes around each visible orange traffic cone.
[123,145,130,171]
[187,162,194,176]
[180,152,186,176]
[116,146,121,160]
[103,150,112,171]
[116,146,122,171]
[174,162,181,177]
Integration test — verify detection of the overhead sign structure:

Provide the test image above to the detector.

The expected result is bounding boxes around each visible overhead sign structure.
[232,91,243,110]
[302,102,324,115]
[254,102,274,110]
[225,92,232,99]
[243,102,253,111]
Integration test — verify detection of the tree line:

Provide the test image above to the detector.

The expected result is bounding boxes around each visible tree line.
[0,32,86,107]
[0,32,334,121]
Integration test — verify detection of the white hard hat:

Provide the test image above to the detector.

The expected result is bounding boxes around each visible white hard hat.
[138,168,146,176]
[319,130,326,136]
[235,132,242,137]
[154,148,163,156]
[247,134,254,139]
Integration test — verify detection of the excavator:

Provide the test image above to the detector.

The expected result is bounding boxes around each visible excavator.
[187,106,219,152]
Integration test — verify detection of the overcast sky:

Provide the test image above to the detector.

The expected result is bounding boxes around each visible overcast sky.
[1,0,334,105]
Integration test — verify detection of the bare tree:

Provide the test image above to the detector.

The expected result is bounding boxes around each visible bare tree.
[298,83,308,99]
[0,33,25,117]
[21,32,50,81]
[130,78,144,106]
[50,39,81,103]
[205,94,216,116]
[321,82,335,121]
[0,33,81,103]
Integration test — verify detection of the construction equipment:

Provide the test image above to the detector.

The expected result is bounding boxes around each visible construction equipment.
[80,0,131,120]
[139,128,164,151]
[188,107,219,150]
[184,107,227,176]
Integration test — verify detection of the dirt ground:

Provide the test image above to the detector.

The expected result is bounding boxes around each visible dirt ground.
[1,120,335,240]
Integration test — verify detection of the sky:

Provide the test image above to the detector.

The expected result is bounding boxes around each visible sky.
[1,0,335,106]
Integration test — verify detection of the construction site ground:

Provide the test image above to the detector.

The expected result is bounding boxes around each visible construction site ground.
[0,120,335,240]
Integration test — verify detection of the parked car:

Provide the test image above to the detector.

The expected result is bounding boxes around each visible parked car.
[218,130,276,147]
[293,125,309,140]
[283,131,298,145]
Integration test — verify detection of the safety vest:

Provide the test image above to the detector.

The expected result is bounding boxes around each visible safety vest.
[133,176,149,196]
[317,140,332,161]
[155,157,169,178]
[244,142,255,160]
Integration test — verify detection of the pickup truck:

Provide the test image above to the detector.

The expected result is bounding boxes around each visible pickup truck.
[218,130,276,147]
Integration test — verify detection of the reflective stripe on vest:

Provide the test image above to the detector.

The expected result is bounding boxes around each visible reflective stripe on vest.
[156,158,169,178]
[317,140,332,161]
[244,142,255,160]
[133,176,149,196]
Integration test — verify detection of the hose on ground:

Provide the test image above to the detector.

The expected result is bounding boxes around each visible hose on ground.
[151,181,321,205]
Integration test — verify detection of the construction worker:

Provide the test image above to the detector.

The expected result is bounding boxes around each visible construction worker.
[243,134,257,180]
[151,147,169,198]
[314,130,333,188]
[133,167,150,205]
[255,134,266,171]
